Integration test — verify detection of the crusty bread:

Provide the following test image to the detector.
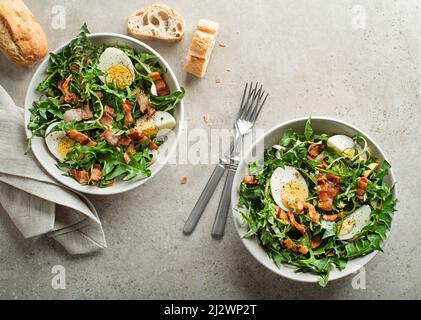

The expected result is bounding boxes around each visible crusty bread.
[0,0,48,68]
[185,19,219,78]
[128,4,184,42]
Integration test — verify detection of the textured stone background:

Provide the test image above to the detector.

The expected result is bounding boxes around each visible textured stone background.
[0,0,420,299]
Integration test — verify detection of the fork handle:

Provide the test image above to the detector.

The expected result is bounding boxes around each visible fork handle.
[183,164,226,235]
[211,167,236,240]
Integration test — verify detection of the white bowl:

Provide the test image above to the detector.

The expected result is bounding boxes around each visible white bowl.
[231,117,397,283]
[24,33,184,195]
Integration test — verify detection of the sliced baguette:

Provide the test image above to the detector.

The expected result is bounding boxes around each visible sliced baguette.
[0,0,48,68]
[185,19,219,78]
[128,4,184,42]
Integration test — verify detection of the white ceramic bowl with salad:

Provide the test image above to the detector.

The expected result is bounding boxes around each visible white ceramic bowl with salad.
[24,25,184,195]
[231,117,397,286]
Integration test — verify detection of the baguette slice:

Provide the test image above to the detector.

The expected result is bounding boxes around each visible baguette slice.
[128,4,184,42]
[0,0,48,68]
[185,19,219,78]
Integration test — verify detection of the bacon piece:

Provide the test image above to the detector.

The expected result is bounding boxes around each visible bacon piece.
[356,177,368,198]
[323,212,343,222]
[282,238,297,252]
[294,198,304,214]
[308,143,324,158]
[310,236,322,249]
[58,75,77,105]
[122,101,133,126]
[132,89,141,95]
[287,210,305,234]
[137,93,155,117]
[317,173,341,211]
[101,129,131,147]
[128,143,136,154]
[305,203,320,224]
[149,72,170,96]
[90,164,102,183]
[317,160,329,170]
[123,152,131,164]
[275,207,290,224]
[67,130,96,147]
[100,105,115,126]
[100,113,113,126]
[68,169,89,184]
[242,175,257,185]
[104,105,115,115]
[63,102,92,123]
[128,128,147,143]
[298,245,309,255]
[148,140,159,150]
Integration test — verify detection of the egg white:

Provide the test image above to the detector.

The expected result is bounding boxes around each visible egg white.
[270,166,309,211]
[98,48,135,84]
[338,205,371,240]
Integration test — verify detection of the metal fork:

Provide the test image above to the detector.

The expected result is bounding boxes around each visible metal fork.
[183,83,268,236]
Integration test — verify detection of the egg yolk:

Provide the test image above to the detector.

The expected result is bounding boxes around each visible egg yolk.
[339,217,356,236]
[281,181,307,209]
[106,64,133,89]
[58,136,75,159]
[343,148,355,158]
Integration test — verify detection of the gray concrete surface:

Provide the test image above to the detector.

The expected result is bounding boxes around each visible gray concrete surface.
[0,0,420,299]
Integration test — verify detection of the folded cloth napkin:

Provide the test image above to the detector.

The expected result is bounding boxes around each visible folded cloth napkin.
[0,85,106,254]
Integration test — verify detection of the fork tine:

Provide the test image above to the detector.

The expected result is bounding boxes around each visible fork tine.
[247,88,264,122]
[236,82,249,118]
[239,82,257,119]
[251,92,269,124]
[244,84,263,121]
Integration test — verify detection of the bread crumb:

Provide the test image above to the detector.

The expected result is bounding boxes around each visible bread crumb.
[218,42,226,47]
[202,113,210,124]
[180,176,188,184]
[215,79,221,84]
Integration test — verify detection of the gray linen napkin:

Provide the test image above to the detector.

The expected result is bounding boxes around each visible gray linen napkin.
[0,85,106,254]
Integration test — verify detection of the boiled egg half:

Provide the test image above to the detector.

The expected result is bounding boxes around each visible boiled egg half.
[270,166,309,211]
[327,134,367,161]
[45,122,74,160]
[135,111,176,137]
[338,205,371,240]
[98,48,135,89]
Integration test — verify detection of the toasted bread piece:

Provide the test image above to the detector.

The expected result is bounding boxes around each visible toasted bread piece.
[128,4,184,42]
[185,19,219,78]
[0,0,48,68]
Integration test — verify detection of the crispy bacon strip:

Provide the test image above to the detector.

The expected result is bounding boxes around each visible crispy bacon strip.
[147,140,159,150]
[128,128,147,143]
[308,143,324,158]
[356,177,368,198]
[287,210,305,234]
[124,143,137,164]
[100,113,113,126]
[63,102,93,123]
[90,164,102,183]
[294,198,305,214]
[323,212,343,222]
[67,130,96,147]
[100,105,115,127]
[275,207,290,224]
[122,101,133,126]
[58,75,77,105]
[101,129,131,147]
[68,169,89,184]
[149,72,170,96]
[298,245,309,254]
[137,92,155,118]
[310,236,322,249]
[305,203,320,224]
[317,173,341,211]
[282,238,297,252]
[242,175,257,185]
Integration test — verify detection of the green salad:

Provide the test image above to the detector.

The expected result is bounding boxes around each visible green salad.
[28,24,184,187]
[238,119,396,286]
